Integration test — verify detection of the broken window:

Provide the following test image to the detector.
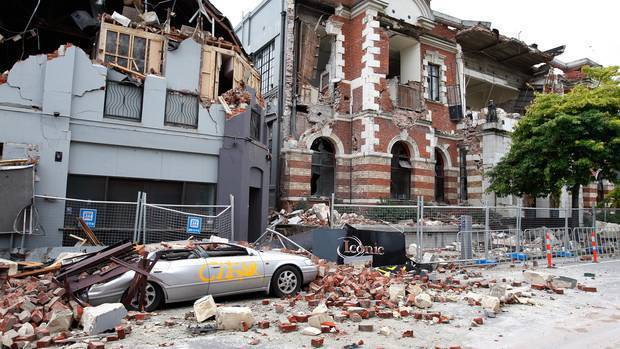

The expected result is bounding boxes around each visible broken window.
[217,53,234,96]
[104,80,143,121]
[390,142,411,200]
[254,41,275,95]
[435,148,445,202]
[427,64,441,102]
[165,90,199,128]
[250,108,261,141]
[459,147,468,201]
[97,22,164,75]
[311,138,335,197]
[447,85,463,121]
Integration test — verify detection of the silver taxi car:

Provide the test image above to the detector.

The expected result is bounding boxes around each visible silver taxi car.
[86,242,318,310]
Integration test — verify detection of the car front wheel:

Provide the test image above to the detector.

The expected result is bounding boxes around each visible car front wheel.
[127,281,163,312]
[271,266,301,298]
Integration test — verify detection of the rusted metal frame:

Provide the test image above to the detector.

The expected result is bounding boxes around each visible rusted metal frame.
[120,255,160,309]
[64,263,134,293]
[56,241,134,279]
[77,218,102,245]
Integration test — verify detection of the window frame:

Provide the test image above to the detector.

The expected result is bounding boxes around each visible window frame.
[253,41,276,95]
[103,80,144,122]
[164,90,199,129]
[427,63,441,102]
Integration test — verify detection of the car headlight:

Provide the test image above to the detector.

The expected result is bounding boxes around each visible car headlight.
[303,259,315,266]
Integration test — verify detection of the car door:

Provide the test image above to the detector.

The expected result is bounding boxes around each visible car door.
[204,244,265,296]
[152,249,210,302]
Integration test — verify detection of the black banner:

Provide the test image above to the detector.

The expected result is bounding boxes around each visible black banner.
[336,225,408,267]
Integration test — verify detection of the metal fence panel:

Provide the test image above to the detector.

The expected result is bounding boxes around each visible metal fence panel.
[34,195,139,246]
[141,204,232,244]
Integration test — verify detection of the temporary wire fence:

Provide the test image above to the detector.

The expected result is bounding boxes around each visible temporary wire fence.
[331,196,620,266]
[32,193,234,246]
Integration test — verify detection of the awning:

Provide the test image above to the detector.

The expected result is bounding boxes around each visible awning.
[457,25,565,74]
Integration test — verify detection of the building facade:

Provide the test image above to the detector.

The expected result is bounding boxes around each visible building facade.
[0,1,269,247]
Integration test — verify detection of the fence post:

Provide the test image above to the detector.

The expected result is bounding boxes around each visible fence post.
[484,202,489,260]
[416,196,423,262]
[133,191,142,243]
[230,194,235,241]
[330,193,335,228]
[142,193,148,245]
[516,202,522,253]
[564,207,570,255]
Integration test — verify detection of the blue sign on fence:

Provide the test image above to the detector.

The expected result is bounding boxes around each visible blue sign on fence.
[186,216,203,234]
[79,208,97,228]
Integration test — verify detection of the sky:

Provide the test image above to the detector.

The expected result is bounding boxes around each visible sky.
[211,0,619,67]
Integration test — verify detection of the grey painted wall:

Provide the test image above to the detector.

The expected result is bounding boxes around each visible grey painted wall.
[0,41,230,249]
[217,89,270,242]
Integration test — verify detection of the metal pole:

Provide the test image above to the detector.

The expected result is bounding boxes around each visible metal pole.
[142,193,148,245]
[329,193,335,228]
[564,207,570,252]
[417,196,423,261]
[592,206,596,231]
[230,194,235,241]
[484,202,489,260]
[133,191,141,243]
[517,202,522,253]
[20,206,27,251]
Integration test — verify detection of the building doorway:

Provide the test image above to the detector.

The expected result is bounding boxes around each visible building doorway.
[435,148,445,203]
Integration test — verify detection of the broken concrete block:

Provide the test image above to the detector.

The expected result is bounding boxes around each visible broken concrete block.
[550,276,577,289]
[215,307,254,331]
[44,309,73,334]
[301,327,322,336]
[408,284,423,297]
[0,259,18,276]
[489,285,506,298]
[311,303,328,315]
[523,270,553,285]
[81,303,127,335]
[194,295,217,322]
[1,329,18,348]
[17,322,34,337]
[308,314,334,329]
[379,326,392,336]
[388,284,405,303]
[481,296,500,314]
[312,203,330,221]
[311,337,324,348]
[414,293,433,309]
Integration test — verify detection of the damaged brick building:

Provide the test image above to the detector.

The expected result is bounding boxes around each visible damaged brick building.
[237,0,602,208]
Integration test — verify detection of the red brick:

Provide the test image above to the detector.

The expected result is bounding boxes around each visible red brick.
[311,338,324,348]
[278,323,297,333]
[531,284,547,291]
[87,341,105,349]
[402,330,414,338]
[261,299,270,305]
[257,320,270,329]
[472,317,484,325]
[115,325,126,339]
[106,334,119,342]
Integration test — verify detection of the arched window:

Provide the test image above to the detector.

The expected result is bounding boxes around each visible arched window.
[435,148,445,202]
[311,137,335,196]
[390,142,411,200]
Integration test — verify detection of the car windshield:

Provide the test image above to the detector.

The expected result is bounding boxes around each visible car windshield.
[195,243,249,258]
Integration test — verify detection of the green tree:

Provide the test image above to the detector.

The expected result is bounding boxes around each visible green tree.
[487,66,620,208]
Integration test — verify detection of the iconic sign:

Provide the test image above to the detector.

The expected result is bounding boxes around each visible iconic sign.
[337,236,385,259]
